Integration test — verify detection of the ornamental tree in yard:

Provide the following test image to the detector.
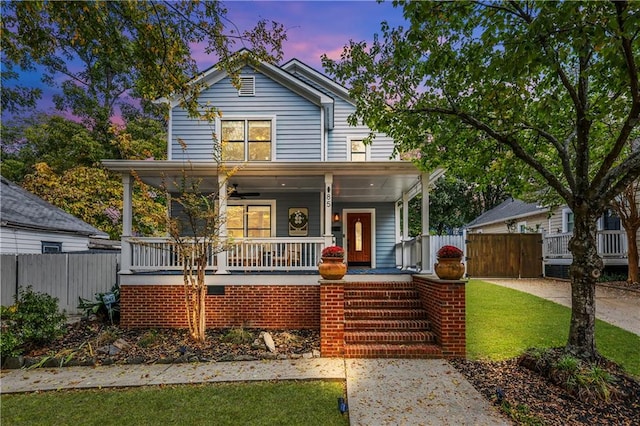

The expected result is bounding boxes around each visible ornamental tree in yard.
[323,1,640,360]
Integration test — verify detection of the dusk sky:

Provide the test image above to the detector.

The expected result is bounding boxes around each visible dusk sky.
[6,0,408,120]
[221,0,406,70]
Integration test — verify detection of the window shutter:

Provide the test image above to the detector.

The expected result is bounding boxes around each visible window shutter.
[238,76,255,96]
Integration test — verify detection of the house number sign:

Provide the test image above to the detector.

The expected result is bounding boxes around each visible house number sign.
[326,185,332,208]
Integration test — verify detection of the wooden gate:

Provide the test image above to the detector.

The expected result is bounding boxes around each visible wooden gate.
[466,233,542,278]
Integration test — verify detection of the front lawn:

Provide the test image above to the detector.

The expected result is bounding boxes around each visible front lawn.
[1,381,348,426]
[466,280,640,376]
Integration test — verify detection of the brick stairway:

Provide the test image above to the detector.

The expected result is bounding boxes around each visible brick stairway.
[343,281,442,358]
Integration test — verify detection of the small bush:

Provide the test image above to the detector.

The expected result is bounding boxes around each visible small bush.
[78,284,120,324]
[138,330,159,348]
[1,286,67,356]
[220,327,254,344]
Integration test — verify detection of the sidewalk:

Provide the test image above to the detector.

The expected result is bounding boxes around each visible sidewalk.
[1,358,509,425]
[482,278,640,336]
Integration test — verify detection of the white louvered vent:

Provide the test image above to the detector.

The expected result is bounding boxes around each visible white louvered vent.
[238,76,255,96]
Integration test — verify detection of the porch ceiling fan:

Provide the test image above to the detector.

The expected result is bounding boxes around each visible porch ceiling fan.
[228,183,260,199]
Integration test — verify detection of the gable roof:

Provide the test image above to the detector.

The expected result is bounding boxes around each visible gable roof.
[466,198,549,229]
[157,49,336,129]
[0,177,107,237]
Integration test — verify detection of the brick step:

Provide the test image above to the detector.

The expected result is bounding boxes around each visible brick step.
[345,308,428,320]
[344,343,443,359]
[344,289,419,300]
[345,330,436,344]
[344,319,431,331]
[344,281,415,290]
[345,298,423,309]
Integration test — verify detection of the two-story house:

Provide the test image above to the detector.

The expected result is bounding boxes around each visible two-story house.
[104,51,464,358]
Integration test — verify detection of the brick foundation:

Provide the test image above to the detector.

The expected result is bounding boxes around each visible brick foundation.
[413,275,466,358]
[319,280,345,357]
[120,284,320,329]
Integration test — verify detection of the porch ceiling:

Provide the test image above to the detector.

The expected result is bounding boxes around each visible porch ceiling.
[102,160,434,203]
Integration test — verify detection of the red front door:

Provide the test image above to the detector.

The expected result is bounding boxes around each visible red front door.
[347,213,371,266]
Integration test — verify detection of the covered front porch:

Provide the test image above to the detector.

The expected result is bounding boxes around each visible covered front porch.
[104,160,445,275]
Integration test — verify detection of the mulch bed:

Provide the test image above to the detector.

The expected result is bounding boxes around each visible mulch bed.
[451,355,640,425]
[19,321,320,367]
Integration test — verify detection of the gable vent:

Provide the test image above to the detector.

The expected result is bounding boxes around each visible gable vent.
[238,76,255,96]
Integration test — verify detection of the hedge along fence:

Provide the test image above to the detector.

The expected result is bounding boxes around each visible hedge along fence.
[0,253,119,314]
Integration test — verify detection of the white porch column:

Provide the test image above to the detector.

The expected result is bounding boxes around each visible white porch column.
[216,175,229,274]
[120,173,133,274]
[421,172,431,273]
[323,173,334,248]
[402,192,410,269]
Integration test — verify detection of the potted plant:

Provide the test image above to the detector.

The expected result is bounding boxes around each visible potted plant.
[318,245,347,280]
[434,245,465,280]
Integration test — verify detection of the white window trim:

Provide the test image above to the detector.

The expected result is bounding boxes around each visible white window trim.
[517,221,527,233]
[561,208,573,233]
[347,136,371,161]
[42,241,62,253]
[215,115,277,162]
[227,200,277,237]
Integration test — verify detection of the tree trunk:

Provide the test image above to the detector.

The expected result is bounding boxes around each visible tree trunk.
[567,208,603,360]
[625,225,639,284]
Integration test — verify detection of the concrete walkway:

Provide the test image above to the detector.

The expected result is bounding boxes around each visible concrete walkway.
[0,358,509,425]
[482,278,640,336]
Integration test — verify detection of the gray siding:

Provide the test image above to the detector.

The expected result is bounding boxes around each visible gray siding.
[171,67,322,161]
[328,96,397,161]
[273,193,321,237]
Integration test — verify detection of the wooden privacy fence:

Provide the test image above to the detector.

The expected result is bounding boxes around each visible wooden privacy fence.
[466,233,543,278]
[1,253,119,314]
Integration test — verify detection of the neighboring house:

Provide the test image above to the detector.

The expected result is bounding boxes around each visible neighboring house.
[103,50,466,359]
[0,176,108,254]
[466,198,549,234]
[466,197,632,279]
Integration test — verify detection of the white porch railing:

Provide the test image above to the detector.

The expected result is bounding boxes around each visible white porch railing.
[543,230,627,259]
[127,237,325,272]
[395,234,466,272]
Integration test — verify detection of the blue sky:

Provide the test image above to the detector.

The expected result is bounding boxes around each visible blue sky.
[6,0,407,120]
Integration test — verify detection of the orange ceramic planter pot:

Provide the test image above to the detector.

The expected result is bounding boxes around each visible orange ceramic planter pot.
[434,257,465,280]
[319,257,347,280]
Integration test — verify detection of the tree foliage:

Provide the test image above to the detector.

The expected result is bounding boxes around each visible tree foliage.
[2,0,286,137]
[323,1,640,359]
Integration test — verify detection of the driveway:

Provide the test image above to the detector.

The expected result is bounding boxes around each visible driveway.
[481,278,640,336]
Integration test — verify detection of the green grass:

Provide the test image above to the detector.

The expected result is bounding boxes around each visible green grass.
[1,381,349,426]
[467,280,640,376]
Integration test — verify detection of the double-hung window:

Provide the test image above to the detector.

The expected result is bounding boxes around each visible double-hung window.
[221,119,272,161]
[349,139,367,161]
[227,203,274,238]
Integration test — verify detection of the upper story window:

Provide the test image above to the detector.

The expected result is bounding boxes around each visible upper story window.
[601,209,621,231]
[221,119,272,161]
[562,208,574,233]
[349,138,369,161]
[42,241,62,253]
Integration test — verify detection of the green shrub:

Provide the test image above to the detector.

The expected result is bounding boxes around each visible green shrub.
[220,327,254,344]
[1,286,67,356]
[78,284,120,324]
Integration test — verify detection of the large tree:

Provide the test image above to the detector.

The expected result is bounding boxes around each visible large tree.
[324,1,640,360]
[1,0,286,138]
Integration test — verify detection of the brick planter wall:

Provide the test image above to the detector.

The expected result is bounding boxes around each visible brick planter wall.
[413,275,466,358]
[120,284,320,329]
[319,280,345,357]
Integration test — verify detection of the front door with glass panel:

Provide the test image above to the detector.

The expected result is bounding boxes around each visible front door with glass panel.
[347,213,371,266]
